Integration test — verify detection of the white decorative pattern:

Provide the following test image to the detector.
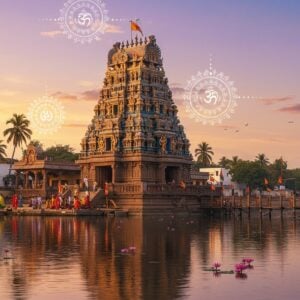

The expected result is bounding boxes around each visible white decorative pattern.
[27,95,65,135]
[59,0,109,44]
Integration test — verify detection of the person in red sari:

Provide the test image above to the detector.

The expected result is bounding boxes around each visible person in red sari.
[12,194,18,209]
[51,195,55,209]
[74,196,80,210]
[55,195,60,209]
[85,192,90,209]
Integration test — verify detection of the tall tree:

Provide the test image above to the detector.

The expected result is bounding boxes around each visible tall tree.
[218,156,231,169]
[30,139,44,150]
[231,161,269,189]
[269,157,288,184]
[3,114,32,175]
[195,142,214,167]
[228,156,242,171]
[0,140,7,161]
[255,153,270,167]
[44,144,79,162]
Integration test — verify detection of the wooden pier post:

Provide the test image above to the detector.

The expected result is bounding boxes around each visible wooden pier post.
[280,195,283,218]
[247,194,250,216]
[292,194,296,218]
[259,194,262,216]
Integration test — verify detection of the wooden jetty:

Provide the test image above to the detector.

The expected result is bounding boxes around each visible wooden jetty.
[203,194,300,217]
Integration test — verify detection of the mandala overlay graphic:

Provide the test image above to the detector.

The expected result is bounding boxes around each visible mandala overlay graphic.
[59,0,109,44]
[27,96,65,135]
[184,62,238,125]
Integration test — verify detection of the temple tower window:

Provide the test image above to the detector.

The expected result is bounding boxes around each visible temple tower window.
[106,138,112,151]
[113,105,118,116]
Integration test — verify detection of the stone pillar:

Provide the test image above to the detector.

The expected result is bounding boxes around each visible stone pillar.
[15,172,19,188]
[159,165,165,184]
[34,171,38,189]
[25,172,29,189]
[112,164,116,184]
[42,170,47,190]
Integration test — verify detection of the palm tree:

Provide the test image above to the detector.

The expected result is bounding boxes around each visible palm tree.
[0,140,7,161]
[3,114,32,175]
[228,156,242,171]
[218,156,230,169]
[195,142,214,167]
[255,153,270,167]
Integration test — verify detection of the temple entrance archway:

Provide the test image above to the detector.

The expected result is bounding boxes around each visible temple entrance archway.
[96,166,113,188]
[165,166,179,184]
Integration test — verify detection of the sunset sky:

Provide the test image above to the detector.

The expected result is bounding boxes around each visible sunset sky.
[0,0,299,167]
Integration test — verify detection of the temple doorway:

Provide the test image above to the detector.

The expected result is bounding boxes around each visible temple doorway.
[165,166,179,184]
[96,166,113,188]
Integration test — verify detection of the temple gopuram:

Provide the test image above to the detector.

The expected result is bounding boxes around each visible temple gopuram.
[77,35,216,213]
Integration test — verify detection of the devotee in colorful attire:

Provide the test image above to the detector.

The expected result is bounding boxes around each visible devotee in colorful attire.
[0,193,5,209]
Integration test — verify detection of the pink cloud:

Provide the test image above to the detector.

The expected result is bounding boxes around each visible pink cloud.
[278,104,300,114]
[40,31,63,38]
[63,123,86,128]
[81,89,99,101]
[259,96,294,105]
[51,92,78,101]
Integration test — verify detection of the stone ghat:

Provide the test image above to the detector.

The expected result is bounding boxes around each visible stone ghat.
[0,208,128,217]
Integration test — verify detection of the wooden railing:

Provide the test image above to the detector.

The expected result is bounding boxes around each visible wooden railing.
[222,195,299,209]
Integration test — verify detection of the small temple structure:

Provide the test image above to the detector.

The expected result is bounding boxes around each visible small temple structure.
[77,35,214,213]
[13,144,80,199]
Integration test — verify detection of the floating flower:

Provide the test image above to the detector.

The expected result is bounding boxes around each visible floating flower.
[129,246,136,252]
[235,263,247,273]
[212,262,221,271]
[245,258,254,265]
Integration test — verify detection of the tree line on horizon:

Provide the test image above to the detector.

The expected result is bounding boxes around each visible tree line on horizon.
[194,142,300,191]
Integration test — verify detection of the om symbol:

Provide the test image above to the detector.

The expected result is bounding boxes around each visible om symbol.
[204,89,219,105]
[40,110,53,122]
[77,11,93,27]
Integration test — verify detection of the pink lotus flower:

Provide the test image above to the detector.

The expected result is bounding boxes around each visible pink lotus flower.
[129,246,136,252]
[245,258,254,265]
[212,262,221,271]
[235,263,247,273]
[242,258,254,266]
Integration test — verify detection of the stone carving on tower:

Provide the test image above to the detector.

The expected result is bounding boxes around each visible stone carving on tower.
[77,35,192,188]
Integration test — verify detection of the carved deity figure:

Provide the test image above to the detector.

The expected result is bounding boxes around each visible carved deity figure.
[160,135,167,154]
[27,150,36,164]
[98,137,105,153]
[112,135,118,151]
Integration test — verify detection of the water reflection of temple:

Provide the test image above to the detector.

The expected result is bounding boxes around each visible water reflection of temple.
[0,216,297,299]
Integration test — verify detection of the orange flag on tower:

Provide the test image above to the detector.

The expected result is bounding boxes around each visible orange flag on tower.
[278,176,283,185]
[130,20,143,36]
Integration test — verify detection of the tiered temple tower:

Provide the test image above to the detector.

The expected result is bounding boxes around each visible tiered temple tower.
[77,35,198,213]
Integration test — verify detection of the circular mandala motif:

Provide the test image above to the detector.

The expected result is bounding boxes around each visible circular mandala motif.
[184,69,238,125]
[59,0,109,44]
[27,96,65,135]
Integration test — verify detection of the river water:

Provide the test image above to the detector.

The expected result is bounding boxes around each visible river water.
[0,214,299,300]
